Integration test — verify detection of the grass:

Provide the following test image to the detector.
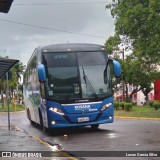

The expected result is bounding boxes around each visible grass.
[114,105,160,118]
[0,103,25,112]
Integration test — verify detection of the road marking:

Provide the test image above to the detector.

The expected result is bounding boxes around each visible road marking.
[28,132,79,160]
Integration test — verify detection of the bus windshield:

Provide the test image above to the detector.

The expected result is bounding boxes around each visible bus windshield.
[43,51,112,103]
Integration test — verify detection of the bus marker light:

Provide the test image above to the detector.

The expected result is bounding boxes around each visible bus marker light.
[109,116,112,119]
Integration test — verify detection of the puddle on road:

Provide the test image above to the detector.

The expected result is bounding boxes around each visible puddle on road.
[105,133,118,139]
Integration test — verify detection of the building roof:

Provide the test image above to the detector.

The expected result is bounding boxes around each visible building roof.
[0,58,19,79]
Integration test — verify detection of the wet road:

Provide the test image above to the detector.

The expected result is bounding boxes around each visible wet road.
[0,111,160,160]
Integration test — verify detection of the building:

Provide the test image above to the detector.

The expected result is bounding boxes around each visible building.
[114,83,154,106]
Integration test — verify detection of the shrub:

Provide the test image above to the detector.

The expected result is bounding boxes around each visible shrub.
[124,103,132,111]
[152,101,160,110]
[132,102,137,106]
[119,101,125,110]
[114,101,119,110]
[149,101,154,107]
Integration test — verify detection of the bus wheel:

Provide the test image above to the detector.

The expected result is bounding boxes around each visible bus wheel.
[27,109,31,120]
[27,109,34,125]
[39,111,48,133]
[91,124,99,129]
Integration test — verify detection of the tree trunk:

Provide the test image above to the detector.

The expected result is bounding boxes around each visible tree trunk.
[145,94,149,105]
[123,74,130,102]
[129,87,142,103]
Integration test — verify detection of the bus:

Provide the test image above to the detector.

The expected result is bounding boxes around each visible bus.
[23,43,121,131]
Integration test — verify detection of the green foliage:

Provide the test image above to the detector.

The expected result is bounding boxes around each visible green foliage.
[132,102,137,106]
[105,35,121,55]
[124,103,132,111]
[119,101,125,110]
[106,0,160,64]
[114,101,120,110]
[0,103,25,112]
[149,101,154,107]
[152,101,160,110]
[114,105,160,118]
[0,56,25,103]
[105,0,160,102]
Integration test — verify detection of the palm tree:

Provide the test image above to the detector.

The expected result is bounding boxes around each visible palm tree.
[13,62,26,82]
[0,55,25,106]
[11,62,26,100]
[0,56,9,108]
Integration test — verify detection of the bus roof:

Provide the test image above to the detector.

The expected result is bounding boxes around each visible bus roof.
[41,43,105,53]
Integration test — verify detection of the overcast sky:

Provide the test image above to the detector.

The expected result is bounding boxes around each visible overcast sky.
[0,0,115,65]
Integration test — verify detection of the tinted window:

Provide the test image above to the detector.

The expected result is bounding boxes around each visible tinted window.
[77,52,106,66]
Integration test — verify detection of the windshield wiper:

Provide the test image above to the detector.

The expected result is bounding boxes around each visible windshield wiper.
[82,66,98,100]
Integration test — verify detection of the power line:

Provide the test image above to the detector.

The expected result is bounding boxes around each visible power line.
[0,18,106,39]
[13,2,107,6]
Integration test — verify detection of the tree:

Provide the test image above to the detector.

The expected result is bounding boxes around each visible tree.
[0,56,25,105]
[105,0,160,102]
[10,62,25,100]
[106,0,160,65]
[0,55,9,107]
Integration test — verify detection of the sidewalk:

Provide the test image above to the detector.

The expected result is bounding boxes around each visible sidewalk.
[0,125,50,151]
[0,125,75,160]
[0,125,49,159]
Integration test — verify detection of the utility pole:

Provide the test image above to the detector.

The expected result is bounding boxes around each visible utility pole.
[122,48,125,102]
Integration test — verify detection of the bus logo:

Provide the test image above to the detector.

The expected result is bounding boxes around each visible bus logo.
[75,105,91,110]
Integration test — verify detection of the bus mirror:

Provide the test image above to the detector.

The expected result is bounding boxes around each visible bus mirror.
[112,60,121,78]
[108,59,121,78]
[38,64,46,82]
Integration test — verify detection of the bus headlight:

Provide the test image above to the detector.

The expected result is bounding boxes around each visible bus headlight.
[101,103,112,111]
[49,107,65,116]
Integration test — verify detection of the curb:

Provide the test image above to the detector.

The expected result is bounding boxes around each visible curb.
[0,110,25,114]
[115,116,160,121]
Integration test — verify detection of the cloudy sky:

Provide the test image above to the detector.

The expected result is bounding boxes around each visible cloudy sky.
[0,0,115,65]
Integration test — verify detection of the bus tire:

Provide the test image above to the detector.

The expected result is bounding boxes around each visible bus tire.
[39,110,48,133]
[91,124,99,129]
[27,109,34,125]
[27,108,31,120]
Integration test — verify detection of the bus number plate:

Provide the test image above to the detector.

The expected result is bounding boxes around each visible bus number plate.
[78,117,89,122]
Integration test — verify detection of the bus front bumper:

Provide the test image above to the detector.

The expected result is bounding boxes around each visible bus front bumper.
[49,116,113,128]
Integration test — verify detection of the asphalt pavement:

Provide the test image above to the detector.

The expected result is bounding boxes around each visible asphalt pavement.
[0,111,160,160]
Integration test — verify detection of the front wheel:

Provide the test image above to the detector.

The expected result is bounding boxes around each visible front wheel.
[39,110,49,133]
[27,109,34,125]
[91,124,99,129]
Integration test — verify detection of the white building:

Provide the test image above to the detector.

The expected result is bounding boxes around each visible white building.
[114,84,154,105]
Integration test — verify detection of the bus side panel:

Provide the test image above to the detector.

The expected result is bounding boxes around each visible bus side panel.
[24,91,37,123]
